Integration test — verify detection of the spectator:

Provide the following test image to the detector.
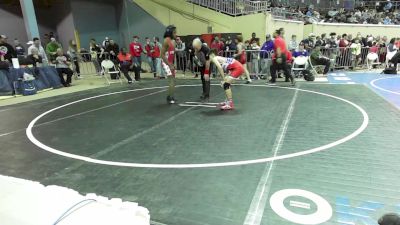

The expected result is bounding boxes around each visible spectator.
[320,33,327,46]
[43,33,50,46]
[28,37,48,63]
[303,33,316,51]
[14,39,25,56]
[210,37,220,51]
[144,37,155,75]
[26,47,43,68]
[384,16,392,24]
[369,42,379,54]
[46,37,61,61]
[250,39,260,79]
[218,38,225,54]
[53,48,73,87]
[260,34,274,79]
[67,40,81,79]
[0,35,17,62]
[152,37,163,79]
[117,47,134,84]
[288,35,298,52]
[175,36,186,73]
[310,44,331,75]
[250,32,260,46]
[325,32,338,48]
[129,36,143,81]
[102,37,110,48]
[105,39,119,61]
[225,36,236,55]
[315,36,324,47]
[89,39,102,75]
[293,42,309,57]
[350,38,362,68]
[384,1,393,11]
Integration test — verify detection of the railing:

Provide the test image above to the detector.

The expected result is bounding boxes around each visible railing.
[361,1,400,11]
[271,7,309,21]
[187,0,270,16]
[75,47,391,78]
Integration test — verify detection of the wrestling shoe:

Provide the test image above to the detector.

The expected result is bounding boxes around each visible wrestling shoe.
[167,96,175,104]
[220,101,234,110]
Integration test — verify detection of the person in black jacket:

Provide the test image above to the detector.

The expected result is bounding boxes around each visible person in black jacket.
[26,47,43,67]
[105,39,119,62]
[0,35,17,62]
[192,38,212,102]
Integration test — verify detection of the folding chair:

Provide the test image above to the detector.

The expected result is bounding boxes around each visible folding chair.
[291,56,309,78]
[366,52,381,70]
[101,59,122,85]
[308,57,326,76]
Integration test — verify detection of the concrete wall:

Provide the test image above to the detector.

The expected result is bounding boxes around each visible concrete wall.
[56,13,76,49]
[70,0,120,49]
[0,5,54,45]
[266,15,305,41]
[133,0,266,41]
[117,0,165,48]
[309,22,400,39]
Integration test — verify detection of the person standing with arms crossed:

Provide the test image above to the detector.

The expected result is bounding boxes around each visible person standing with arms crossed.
[161,25,178,104]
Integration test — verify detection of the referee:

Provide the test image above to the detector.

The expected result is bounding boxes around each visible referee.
[268,30,295,86]
[192,38,211,102]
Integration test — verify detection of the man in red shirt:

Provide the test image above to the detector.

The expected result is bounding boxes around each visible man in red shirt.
[144,37,155,76]
[269,30,295,86]
[129,35,143,81]
[152,37,163,79]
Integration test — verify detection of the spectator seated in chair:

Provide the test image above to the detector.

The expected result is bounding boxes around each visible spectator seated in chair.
[53,48,73,87]
[26,47,43,68]
[310,43,331,75]
[117,48,134,84]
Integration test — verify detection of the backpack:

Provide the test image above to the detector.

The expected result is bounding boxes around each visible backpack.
[14,80,37,96]
[382,66,397,75]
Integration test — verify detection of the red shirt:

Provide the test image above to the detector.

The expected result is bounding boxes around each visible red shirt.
[274,36,287,54]
[211,42,219,51]
[370,46,379,53]
[153,43,161,58]
[129,42,143,57]
[145,44,153,57]
[117,52,132,62]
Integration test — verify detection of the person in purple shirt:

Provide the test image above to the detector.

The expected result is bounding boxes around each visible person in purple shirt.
[292,42,314,81]
[260,34,274,79]
[293,42,309,58]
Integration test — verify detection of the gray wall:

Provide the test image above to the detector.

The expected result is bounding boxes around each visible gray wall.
[70,0,120,49]
[0,5,54,45]
[117,0,165,48]
[56,12,76,49]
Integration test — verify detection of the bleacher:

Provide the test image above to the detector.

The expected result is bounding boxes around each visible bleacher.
[186,0,271,16]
